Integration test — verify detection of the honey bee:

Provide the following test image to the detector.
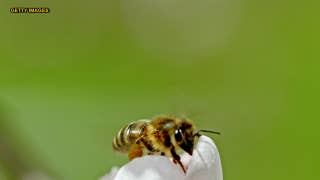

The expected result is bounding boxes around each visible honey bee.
[112,115,220,173]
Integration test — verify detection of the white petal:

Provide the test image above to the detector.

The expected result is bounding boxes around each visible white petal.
[185,136,223,180]
[114,156,184,180]
[180,153,192,171]
[99,167,119,180]
[100,136,223,180]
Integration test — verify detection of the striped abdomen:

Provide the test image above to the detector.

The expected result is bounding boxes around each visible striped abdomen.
[112,119,150,153]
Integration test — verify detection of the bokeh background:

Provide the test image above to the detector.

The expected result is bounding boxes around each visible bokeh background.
[0,0,319,179]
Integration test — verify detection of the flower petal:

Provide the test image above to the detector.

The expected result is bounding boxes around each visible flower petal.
[100,135,223,180]
[185,135,223,180]
[113,156,184,180]
[175,152,192,171]
[99,167,119,180]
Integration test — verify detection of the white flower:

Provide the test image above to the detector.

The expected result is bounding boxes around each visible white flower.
[100,136,223,180]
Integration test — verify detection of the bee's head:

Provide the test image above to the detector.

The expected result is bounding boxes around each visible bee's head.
[174,120,195,155]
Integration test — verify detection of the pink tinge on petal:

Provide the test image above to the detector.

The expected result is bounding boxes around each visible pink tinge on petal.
[169,153,192,171]
[180,153,192,171]
[114,156,185,180]
[185,136,223,180]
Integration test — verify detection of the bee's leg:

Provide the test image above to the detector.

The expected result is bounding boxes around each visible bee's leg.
[147,149,160,155]
[170,147,186,173]
[148,151,164,156]
[128,144,143,160]
[140,137,157,153]
[147,151,156,155]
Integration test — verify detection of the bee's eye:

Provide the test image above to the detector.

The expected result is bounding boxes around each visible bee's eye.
[174,129,183,142]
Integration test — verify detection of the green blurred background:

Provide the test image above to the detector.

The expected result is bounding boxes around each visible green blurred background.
[0,0,319,179]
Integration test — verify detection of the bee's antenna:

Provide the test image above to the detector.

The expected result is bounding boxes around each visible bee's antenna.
[193,129,221,137]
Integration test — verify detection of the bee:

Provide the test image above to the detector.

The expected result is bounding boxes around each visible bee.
[112,115,220,173]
